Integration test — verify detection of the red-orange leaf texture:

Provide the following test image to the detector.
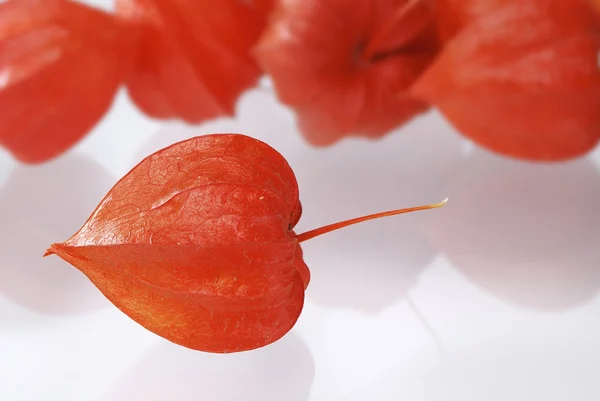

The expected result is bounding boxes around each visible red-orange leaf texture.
[0,0,134,164]
[410,0,600,161]
[254,0,440,146]
[430,0,505,43]
[45,134,309,353]
[115,0,275,123]
[45,133,448,352]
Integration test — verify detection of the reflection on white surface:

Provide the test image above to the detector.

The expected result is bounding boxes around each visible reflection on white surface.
[102,334,315,401]
[397,332,600,401]
[1,86,600,401]
[421,150,600,311]
[0,155,113,314]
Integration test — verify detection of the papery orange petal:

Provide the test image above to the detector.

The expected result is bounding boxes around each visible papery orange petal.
[116,0,275,122]
[254,0,439,146]
[48,242,305,353]
[411,0,600,161]
[0,0,134,164]
[45,134,310,353]
[431,0,505,42]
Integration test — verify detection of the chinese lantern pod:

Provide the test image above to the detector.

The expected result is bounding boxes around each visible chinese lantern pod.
[45,134,310,353]
[45,133,446,352]
[254,0,440,146]
[115,0,274,123]
[410,0,600,161]
[0,0,135,164]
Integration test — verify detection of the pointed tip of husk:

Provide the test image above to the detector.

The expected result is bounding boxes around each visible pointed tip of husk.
[43,245,56,257]
[43,243,64,257]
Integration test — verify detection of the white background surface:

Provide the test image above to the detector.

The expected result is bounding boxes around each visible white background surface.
[2,1,600,400]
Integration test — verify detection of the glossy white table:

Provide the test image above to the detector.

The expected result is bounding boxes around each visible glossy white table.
[2,3,600,399]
